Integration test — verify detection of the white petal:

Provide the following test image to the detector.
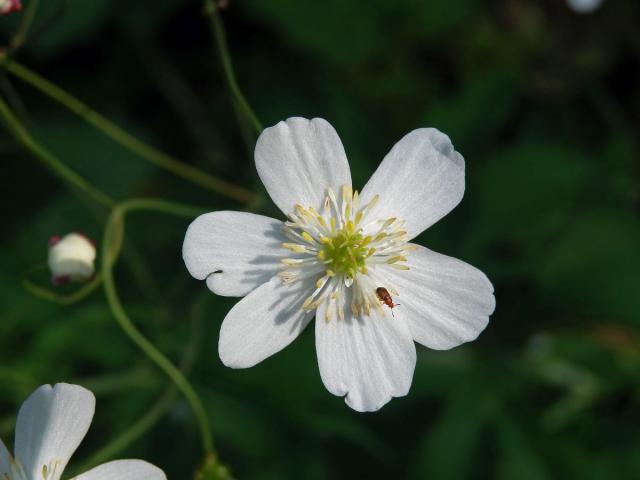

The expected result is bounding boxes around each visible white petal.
[183,211,287,297]
[72,459,166,480]
[380,244,495,350]
[315,302,416,412]
[15,383,95,480]
[360,128,465,239]
[219,276,315,368]
[255,117,352,216]
[0,438,11,476]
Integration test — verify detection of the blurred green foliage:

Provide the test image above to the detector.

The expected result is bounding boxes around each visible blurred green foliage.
[1,0,640,479]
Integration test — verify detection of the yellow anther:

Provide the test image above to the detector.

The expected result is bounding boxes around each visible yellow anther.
[326,269,335,277]
[382,217,397,228]
[301,232,315,243]
[354,210,364,225]
[282,243,307,253]
[281,258,303,266]
[386,255,408,264]
[327,187,338,205]
[302,297,314,310]
[342,184,352,201]
[390,264,410,270]
[374,232,388,241]
[316,276,327,289]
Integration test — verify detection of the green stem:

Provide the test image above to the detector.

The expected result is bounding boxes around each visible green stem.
[86,389,176,468]
[22,265,102,305]
[101,199,214,455]
[204,1,263,135]
[9,0,40,53]
[72,294,207,475]
[0,96,114,208]
[0,59,257,204]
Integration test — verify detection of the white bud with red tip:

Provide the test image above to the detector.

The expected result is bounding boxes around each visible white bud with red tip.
[0,0,22,15]
[47,232,96,286]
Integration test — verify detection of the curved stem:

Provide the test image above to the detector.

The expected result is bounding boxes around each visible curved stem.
[0,96,114,208]
[21,264,102,305]
[101,199,213,455]
[9,0,40,53]
[204,0,263,135]
[0,59,257,205]
[71,294,208,474]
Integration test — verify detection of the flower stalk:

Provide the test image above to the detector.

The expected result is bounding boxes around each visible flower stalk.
[101,199,214,456]
[22,264,102,305]
[0,95,115,208]
[0,58,257,204]
[203,0,263,135]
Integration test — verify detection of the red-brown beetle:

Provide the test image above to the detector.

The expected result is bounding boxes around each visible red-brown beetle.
[376,287,399,316]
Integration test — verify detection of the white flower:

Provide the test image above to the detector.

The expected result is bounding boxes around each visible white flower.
[183,117,495,412]
[48,233,96,286]
[0,383,166,480]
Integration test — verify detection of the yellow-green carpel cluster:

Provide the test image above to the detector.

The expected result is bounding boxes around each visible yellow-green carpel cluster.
[318,221,375,279]
[278,184,411,318]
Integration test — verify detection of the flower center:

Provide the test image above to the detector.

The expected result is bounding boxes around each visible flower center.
[318,221,373,279]
[279,184,411,319]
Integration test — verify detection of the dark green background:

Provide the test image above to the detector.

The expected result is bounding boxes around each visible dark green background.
[2,0,640,478]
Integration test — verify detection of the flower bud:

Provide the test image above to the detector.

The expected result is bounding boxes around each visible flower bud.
[48,233,96,286]
[0,0,22,15]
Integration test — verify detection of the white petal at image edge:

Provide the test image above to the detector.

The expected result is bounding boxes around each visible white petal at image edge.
[219,276,316,368]
[255,117,352,216]
[15,383,95,480]
[360,128,465,240]
[183,211,287,297]
[71,459,166,480]
[315,302,416,412]
[380,244,495,350]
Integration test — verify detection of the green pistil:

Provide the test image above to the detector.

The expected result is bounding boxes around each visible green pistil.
[319,224,373,279]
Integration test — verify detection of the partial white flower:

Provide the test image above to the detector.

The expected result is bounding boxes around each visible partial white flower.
[567,0,604,14]
[183,117,495,412]
[0,0,21,15]
[0,383,166,480]
[48,233,96,286]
